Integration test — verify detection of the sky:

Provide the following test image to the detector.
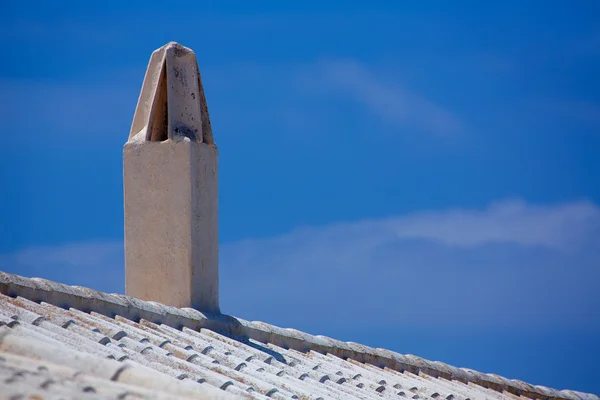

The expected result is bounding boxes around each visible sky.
[1,0,599,395]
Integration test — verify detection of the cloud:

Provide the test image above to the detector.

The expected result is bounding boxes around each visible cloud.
[2,199,598,334]
[220,199,600,331]
[542,100,600,128]
[0,241,124,294]
[0,57,463,151]
[312,60,463,135]
[208,59,464,137]
[383,199,599,249]
[0,76,140,147]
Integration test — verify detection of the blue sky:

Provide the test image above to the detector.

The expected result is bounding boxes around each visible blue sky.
[1,0,599,395]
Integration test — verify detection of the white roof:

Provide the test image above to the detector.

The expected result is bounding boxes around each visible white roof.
[1,271,597,400]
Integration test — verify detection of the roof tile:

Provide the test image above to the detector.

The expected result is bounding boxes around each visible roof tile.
[1,272,598,400]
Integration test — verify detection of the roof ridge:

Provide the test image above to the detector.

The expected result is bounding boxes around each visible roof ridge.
[1,271,597,400]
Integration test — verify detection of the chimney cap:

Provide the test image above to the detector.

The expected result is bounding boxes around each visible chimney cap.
[129,41,214,146]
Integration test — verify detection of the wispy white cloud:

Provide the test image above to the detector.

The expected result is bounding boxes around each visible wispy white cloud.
[220,199,600,331]
[383,199,599,249]
[8,241,123,269]
[312,60,463,135]
[542,100,600,128]
[0,76,140,146]
[0,241,124,293]
[2,199,598,333]
[0,57,463,149]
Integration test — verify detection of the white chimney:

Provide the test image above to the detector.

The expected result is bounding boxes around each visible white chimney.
[123,42,219,313]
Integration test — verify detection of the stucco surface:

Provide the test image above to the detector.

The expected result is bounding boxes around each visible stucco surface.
[124,41,219,313]
[124,140,219,312]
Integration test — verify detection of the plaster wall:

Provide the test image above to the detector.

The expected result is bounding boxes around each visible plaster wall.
[123,140,219,312]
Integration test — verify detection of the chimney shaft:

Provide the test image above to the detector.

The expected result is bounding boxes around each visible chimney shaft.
[124,42,219,313]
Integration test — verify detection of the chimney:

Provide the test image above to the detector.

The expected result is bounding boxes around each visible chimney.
[123,42,219,313]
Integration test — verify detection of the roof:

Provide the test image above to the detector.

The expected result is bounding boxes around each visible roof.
[1,271,597,400]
